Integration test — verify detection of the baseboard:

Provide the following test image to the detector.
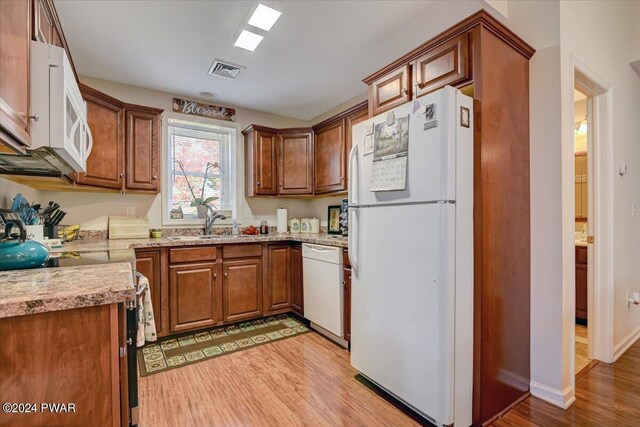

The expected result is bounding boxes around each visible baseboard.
[529,381,576,409]
[613,324,640,362]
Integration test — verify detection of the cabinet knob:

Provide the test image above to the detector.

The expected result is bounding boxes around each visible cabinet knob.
[119,173,125,178]
[214,273,217,278]
[224,272,228,277]
[152,175,157,180]
[340,176,344,182]
[256,181,260,187]
[402,88,408,95]
[28,114,39,122]
[279,182,282,187]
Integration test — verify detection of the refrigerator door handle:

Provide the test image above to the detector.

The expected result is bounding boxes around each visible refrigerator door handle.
[348,207,359,271]
[348,143,359,205]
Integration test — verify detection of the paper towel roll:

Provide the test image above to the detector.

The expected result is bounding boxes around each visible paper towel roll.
[277,208,288,233]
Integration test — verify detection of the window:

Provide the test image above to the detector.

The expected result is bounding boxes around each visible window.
[163,115,238,224]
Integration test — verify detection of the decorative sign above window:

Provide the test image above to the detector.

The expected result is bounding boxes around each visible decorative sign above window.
[172,98,236,121]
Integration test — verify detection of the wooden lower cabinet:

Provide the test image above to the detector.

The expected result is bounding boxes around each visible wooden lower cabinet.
[343,267,352,342]
[291,245,304,315]
[223,258,263,323]
[135,249,165,336]
[0,304,125,426]
[576,246,588,322]
[266,245,292,313]
[169,262,219,333]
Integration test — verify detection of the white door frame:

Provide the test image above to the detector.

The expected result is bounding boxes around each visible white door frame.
[571,54,615,364]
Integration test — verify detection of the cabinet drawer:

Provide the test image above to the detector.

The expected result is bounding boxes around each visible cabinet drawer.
[575,246,588,265]
[222,244,262,259]
[414,33,470,97]
[169,246,217,263]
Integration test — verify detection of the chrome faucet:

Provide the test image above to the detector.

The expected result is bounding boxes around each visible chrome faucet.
[204,205,227,235]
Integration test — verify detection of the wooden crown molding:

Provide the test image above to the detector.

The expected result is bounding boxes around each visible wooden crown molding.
[312,100,368,131]
[362,9,535,85]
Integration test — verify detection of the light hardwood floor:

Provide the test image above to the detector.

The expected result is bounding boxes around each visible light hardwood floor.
[139,332,422,426]
[493,339,640,426]
[575,324,591,374]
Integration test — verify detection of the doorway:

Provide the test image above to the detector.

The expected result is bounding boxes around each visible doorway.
[569,57,615,386]
[573,88,592,376]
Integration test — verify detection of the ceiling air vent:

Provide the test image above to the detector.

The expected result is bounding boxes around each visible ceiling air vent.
[208,60,245,79]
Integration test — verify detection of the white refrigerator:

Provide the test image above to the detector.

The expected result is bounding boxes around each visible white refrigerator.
[348,86,474,427]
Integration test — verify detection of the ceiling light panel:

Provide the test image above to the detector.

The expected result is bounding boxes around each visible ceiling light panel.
[248,4,281,31]
[234,30,264,51]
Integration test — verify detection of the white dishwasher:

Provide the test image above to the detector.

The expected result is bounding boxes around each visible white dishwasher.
[302,244,344,343]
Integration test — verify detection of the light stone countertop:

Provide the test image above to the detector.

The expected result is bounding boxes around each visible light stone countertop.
[0,262,135,319]
[59,232,348,252]
[0,232,347,319]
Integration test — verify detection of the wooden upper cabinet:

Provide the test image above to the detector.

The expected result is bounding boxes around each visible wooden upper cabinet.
[277,130,313,195]
[314,119,347,194]
[33,0,53,44]
[266,245,291,313]
[222,258,263,323]
[244,126,278,196]
[0,0,32,149]
[368,64,411,117]
[169,262,219,333]
[76,85,125,189]
[125,105,161,192]
[414,33,470,98]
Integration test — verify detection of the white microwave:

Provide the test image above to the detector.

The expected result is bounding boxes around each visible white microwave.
[29,41,92,172]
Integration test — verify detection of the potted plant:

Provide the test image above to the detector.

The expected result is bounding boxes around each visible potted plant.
[176,161,220,219]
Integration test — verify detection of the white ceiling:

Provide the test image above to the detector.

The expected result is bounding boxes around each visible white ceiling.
[54,0,487,120]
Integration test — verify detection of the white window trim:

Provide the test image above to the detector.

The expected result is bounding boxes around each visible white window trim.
[161,111,241,226]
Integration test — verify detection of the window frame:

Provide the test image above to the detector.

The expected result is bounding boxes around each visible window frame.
[161,111,240,226]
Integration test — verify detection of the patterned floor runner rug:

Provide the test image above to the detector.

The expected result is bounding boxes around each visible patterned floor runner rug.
[138,314,310,376]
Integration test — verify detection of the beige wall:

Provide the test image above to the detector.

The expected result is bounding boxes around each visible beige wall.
[1,76,351,230]
[0,178,42,211]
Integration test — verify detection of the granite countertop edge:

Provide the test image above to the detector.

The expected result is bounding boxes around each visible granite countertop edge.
[0,263,136,319]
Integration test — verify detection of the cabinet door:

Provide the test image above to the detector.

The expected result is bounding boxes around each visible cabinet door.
[291,245,303,315]
[266,245,291,312]
[314,119,346,194]
[343,267,352,342]
[278,130,313,195]
[345,106,369,190]
[77,86,125,189]
[575,256,588,322]
[169,262,218,333]
[223,258,263,323]
[33,0,53,44]
[414,33,469,97]
[0,0,31,147]
[255,130,278,195]
[135,250,164,336]
[369,63,411,117]
[125,107,160,192]
[51,25,63,48]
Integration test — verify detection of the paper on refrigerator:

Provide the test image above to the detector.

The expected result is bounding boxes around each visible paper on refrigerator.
[369,114,410,192]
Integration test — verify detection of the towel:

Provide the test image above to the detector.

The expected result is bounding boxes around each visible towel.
[137,274,157,347]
